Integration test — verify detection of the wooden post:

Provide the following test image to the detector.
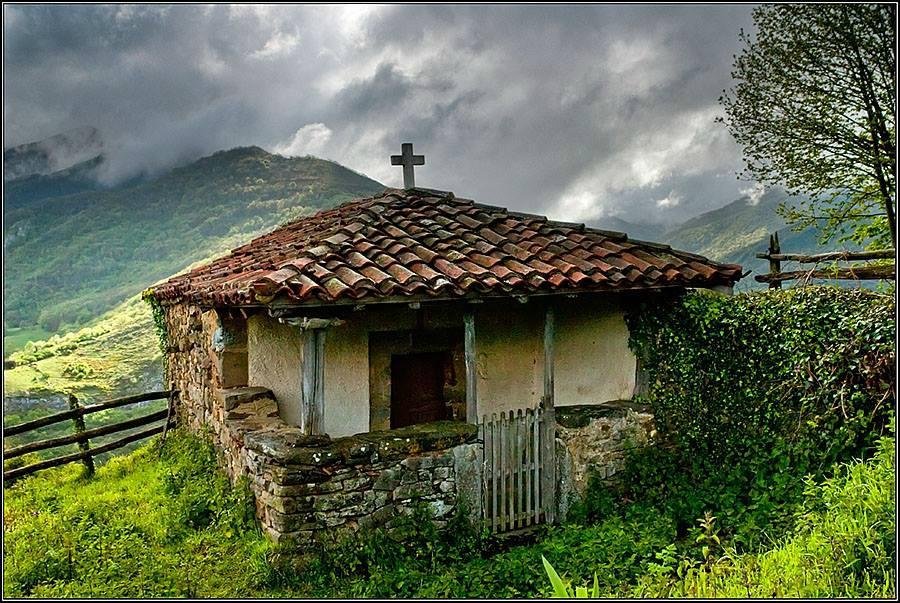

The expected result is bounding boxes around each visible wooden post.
[68,394,94,476]
[541,304,556,524]
[542,305,555,408]
[158,390,177,451]
[464,310,478,423]
[768,232,782,289]
[300,328,326,435]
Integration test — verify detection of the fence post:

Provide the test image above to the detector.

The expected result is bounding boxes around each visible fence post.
[158,390,177,452]
[68,394,95,476]
[768,232,782,289]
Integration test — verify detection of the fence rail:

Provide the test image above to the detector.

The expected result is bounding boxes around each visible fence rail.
[755,232,895,287]
[3,390,177,484]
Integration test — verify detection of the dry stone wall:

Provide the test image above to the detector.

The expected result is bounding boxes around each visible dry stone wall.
[161,301,481,547]
[554,401,656,512]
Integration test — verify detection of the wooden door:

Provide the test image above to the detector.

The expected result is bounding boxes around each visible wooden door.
[390,352,449,428]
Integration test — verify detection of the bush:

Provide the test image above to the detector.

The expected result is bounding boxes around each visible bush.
[628,429,896,598]
[622,286,894,546]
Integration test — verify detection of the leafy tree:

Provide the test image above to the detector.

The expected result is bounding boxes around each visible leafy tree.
[719,4,896,248]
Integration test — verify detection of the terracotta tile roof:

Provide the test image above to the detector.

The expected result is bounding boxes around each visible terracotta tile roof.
[152,188,743,306]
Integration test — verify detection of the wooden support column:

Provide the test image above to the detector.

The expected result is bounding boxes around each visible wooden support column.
[541,303,556,524]
[542,305,555,409]
[300,328,326,435]
[464,310,478,423]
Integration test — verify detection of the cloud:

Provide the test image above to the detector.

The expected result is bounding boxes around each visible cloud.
[740,182,766,206]
[656,193,681,209]
[275,123,333,157]
[3,4,756,224]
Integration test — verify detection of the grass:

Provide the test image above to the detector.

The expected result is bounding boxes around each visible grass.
[3,295,162,400]
[3,326,52,358]
[3,432,272,598]
[3,429,894,599]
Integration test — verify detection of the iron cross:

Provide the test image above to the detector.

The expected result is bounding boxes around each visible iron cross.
[391,142,425,189]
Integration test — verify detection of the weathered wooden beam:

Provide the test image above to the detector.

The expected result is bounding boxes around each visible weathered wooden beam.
[755,264,895,283]
[4,409,169,459]
[542,305,555,409]
[4,422,169,482]
[300,329,326,435]
[464,310,478,423]
[3,390,175,437]
[755,249,895,263]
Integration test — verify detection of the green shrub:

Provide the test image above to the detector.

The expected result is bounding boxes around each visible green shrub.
[622,286,894,546]
[629,430,896,598]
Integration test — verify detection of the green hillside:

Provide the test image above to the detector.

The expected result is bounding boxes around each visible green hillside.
[4,146,383,401]
[663,189,835,289]
[4,146,385,332]
[4,295,161,401]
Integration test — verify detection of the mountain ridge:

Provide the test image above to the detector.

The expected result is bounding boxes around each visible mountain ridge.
[4,144,385,331]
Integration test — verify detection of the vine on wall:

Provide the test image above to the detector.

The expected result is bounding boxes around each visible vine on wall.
[621,286,895,542]
[142,288,169,378]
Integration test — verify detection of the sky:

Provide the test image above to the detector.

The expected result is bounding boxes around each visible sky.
[3,4,760,225]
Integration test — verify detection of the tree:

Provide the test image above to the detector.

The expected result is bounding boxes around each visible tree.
[719,4,896,248]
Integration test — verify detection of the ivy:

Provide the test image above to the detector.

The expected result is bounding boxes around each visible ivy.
[621,286,895,546]
[142,288,169,377]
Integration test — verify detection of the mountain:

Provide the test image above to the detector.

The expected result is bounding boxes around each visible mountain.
[4,126,104,181]
[4,146,385,332]
[4,155,108,211]
[663,188,838,288]
[587,216,667,243]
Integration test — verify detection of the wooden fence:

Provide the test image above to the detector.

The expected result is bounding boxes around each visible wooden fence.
[3,390,178,484]
[755,232,895,288]
[479,406,556,534]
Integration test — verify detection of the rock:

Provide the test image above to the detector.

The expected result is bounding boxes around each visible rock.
[217,386,272,411]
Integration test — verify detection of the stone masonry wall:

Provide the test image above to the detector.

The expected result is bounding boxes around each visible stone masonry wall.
[240,421,480,547]
[161,301,481,548]
[554,401,656,516]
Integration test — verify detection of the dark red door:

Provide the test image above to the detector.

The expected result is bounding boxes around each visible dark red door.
[390,352,449,428]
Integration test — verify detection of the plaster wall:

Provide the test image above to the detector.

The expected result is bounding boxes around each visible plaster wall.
[323,324,370,437]
[247,315,303,426]
[554,297,637,406]
[473,304,544,417]
[244,295,637,438]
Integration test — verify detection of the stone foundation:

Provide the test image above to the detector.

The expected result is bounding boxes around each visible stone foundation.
[555,401,656,511]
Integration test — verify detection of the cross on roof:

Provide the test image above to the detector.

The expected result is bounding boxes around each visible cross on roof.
[390,142,425,189]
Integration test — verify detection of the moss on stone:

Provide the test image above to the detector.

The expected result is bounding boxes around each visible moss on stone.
[555,401,652,428]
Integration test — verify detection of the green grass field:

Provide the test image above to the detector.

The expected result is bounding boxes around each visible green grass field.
[2,430,894,598]
[4,326,53,358]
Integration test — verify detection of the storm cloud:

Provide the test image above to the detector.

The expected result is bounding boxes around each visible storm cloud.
[3,4,757,224]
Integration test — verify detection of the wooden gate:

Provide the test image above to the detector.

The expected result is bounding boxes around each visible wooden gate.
[479,406,556,534]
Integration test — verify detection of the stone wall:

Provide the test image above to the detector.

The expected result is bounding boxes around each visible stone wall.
[162,301,481,547]
[239,419,480,547]
[554,401,656,515]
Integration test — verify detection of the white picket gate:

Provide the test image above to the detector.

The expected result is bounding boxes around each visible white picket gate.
[478,406,556,534]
